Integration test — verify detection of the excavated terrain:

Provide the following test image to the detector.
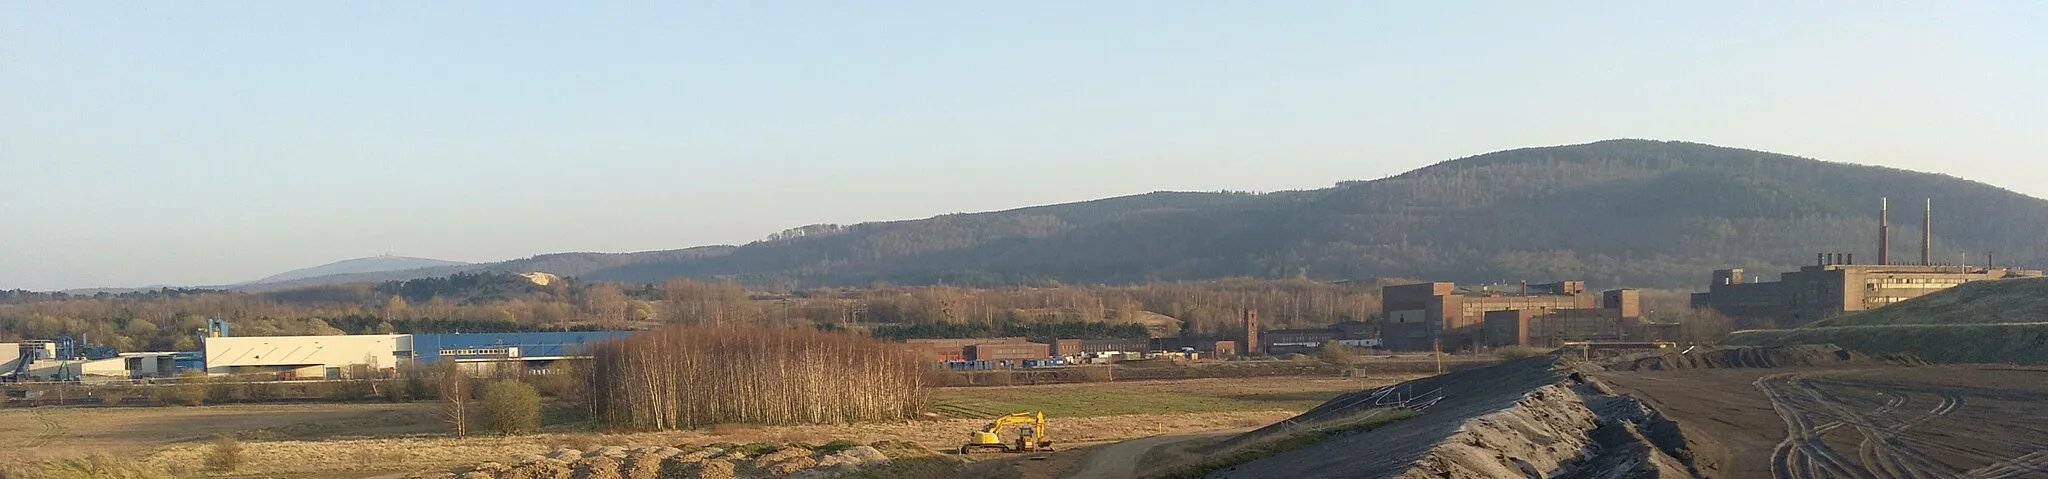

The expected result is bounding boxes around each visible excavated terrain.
[1195,344,2048,478]
[1203,356,1706,478]
[1610,344,1925,371]
[1601,363,2048,479]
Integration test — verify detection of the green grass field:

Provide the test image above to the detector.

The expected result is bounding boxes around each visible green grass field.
[928,376,1401,419]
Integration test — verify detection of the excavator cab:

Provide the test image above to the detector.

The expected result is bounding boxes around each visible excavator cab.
[961,411,1054,454]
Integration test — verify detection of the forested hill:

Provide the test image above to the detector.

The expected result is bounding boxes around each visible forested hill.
[235,247,735,292]
[244,255,470,285]
[284,139,2048,289]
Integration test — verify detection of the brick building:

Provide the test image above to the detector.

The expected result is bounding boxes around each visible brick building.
[1381,281,1638,352]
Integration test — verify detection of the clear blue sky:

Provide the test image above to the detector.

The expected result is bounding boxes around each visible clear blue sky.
[3,2,2044,291]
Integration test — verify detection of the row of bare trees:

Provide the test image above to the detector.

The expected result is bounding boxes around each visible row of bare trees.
[582,325,928,430]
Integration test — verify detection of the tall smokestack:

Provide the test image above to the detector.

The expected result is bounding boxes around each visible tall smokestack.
[1923,198,1933,266]
[1879,198,1890,265]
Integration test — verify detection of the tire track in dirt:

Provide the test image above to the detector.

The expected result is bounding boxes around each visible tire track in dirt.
[1758,372,1966,479]
[1796,379,1940,479]
[26,407,65,448]
[1759,373,1867,479]
[1960,450,2048,479]
[1822,379,1979,479]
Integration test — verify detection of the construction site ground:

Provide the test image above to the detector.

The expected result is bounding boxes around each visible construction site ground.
[1058,346,2048,478]
[1598,364,2048,478]
[0,375,1412,477]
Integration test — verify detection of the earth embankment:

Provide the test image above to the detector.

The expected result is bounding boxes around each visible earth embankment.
[1610,344,1925,371]
[1725,324,2048,364]
[1199,357,1703,478]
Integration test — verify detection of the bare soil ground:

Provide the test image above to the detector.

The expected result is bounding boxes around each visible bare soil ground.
[0,403,438,466]
[1199,357,1688,479]
[3,375,1402,477]
[932,375,1422,419]
[1598,365,2048,478]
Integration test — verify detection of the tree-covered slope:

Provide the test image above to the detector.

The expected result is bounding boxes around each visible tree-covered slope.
[574,139,2048,288]
[271,139,2048,290]
[245,255,471,285]
[235,246,736,291]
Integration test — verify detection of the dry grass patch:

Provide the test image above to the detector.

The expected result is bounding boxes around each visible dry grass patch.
[141,410,1300,476]
[930,376,1418,419]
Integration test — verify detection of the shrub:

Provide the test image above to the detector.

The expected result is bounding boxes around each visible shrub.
[205,377,238,403]
[732,441,782,456]
[18,454,170,479]
[161,372,209,406]
[535,361,584,403]
[479,380,541,435]
[378,378,408,403]
[816,439,865,455]
[241,380,278,402]
[203,434,244,472]
[1319,340,1362,364]
[563,434,603,453]
[401,364,437,401]
[96,388,135,406]
[336,378,375,401]
[1493,346,1553,360]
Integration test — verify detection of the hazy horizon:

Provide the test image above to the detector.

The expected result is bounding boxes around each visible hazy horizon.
[5,2,2045,291]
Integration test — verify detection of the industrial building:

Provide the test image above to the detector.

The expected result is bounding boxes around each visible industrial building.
[3,325,637,383]
[204,334,413,378]
[1144,317,1379,356]
[1692,199,2043,325]
[906,337,1031,362]
[1149,337,1239,355]
[4,341,183,382]
[1381,281,1639,351]
[204,331,635,378]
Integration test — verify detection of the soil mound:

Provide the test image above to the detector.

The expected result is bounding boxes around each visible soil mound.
[1609,344,1924,371]
[411,443,904,479]
[1725,324,2048,364]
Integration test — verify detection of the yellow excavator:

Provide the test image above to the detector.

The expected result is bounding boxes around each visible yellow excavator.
[960,411,1054,454]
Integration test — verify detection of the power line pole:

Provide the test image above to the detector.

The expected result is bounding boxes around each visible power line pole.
[1433,338,1444,375]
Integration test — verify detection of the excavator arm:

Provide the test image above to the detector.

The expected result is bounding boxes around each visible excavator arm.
[962,411,1052,454]
[977,412,1044,434]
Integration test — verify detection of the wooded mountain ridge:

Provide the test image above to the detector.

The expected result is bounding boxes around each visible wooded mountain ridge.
[237,139,2048,290]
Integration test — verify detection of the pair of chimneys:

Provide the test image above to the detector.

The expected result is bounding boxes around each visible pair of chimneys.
[1877,198,1933,266]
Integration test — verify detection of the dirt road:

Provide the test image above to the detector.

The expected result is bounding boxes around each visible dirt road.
[1602,365,2048,479]
[1063,431,1237,479]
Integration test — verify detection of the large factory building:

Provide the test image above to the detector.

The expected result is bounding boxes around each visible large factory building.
[1381,281,1640,351]
[1692,199,2042,325]
[202,331,634,379]
[203,334,413,378]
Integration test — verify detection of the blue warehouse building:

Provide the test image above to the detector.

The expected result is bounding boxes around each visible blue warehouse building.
[409,331,635,364]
